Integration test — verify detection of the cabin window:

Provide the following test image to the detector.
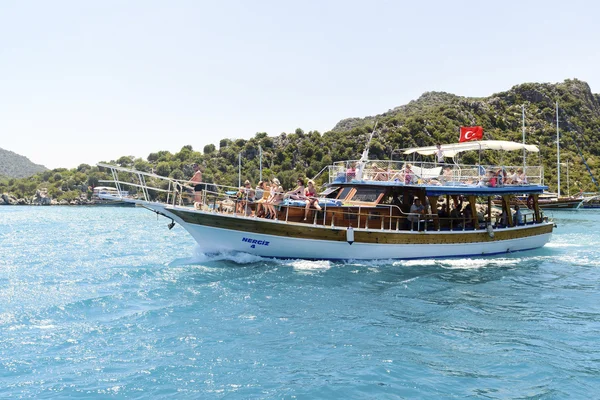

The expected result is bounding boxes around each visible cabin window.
[350,188,383,203]
[337,187,353,201]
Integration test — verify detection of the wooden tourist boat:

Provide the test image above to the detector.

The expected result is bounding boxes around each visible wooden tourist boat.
[97,140,554,260]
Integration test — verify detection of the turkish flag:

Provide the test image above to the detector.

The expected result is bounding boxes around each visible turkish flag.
[459,126,483,142]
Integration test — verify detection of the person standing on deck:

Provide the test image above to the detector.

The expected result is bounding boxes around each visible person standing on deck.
[435,143,445,166]
[188,163,203,205]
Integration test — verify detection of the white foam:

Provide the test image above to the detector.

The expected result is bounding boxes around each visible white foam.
[285,259,332,273]
[545,242,581,248]
[437,258,521,269]
[168,247,267,266]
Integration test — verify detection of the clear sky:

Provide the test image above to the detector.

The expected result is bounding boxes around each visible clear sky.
[1,0,598,169]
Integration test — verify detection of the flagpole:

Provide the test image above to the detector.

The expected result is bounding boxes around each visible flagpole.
[556,101,561,197]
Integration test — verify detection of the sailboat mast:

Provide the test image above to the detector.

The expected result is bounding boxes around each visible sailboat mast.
[522,104,526,169]
[556,101,561,197]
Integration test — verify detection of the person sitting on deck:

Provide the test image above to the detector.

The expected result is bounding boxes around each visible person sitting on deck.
[442,166,453,183]
[404,164,415,184]
[236,180,255,214]
[438,203,449,218]
[346,164,356,182]
[408,198,425,230]
[505,169,517,184]
[463,205,473,228]
[304,179,321,221]
[285,178,307,200]
[254,181,269,217]
[513,204,523,225]
[371,163,388,181]
[496,168,506,187]
[449,201,463,229]
[517,168,528,184]
[486,170,497,187]
[265,178,284,219]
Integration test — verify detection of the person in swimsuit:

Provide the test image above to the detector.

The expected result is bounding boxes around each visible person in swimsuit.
[189,163,203,205]
[266,178,283,219]
[304,179,321,221]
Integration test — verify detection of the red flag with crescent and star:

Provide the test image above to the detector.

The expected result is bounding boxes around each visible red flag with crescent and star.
[459,126,483,142]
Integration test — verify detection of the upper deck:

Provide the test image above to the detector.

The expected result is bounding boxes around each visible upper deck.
[320,140,547,196]
[324,160,546,196]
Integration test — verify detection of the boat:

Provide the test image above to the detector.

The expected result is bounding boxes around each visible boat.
[96,139,554,261]
[496,192,583,210]
[538,101,583,210]
[90,186,136,207]
[581,194,600,209]
[535,193,582,209]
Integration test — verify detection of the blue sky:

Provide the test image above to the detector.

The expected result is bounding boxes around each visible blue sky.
[1,0,598,169]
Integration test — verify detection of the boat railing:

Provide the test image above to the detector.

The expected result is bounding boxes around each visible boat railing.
[98,163,542,232]
[327,160,543,187]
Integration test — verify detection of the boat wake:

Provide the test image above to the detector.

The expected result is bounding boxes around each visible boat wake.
[167,246,268,266]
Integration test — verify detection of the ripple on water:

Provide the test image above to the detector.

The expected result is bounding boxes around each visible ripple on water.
[1,208,600,398]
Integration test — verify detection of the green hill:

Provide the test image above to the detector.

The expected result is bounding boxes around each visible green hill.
[1,78,599,201]
[0,148,48,179]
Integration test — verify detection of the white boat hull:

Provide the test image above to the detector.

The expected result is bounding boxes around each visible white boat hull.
[151,204,553,260]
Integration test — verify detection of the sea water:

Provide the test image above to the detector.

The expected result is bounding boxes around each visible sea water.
[1,207,599,398]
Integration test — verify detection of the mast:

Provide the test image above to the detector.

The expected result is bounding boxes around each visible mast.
[238,152,241,187]
[556,101,560,197]
[259,145,263,182]
[522,104,526,169]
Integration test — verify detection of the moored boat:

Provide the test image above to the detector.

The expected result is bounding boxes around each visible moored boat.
[97,140,554,261]
[581,194,600,209]
[496,193,583,210]
[90,186,136,207]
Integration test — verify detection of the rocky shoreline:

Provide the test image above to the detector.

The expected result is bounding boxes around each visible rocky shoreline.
[0,191,101,206]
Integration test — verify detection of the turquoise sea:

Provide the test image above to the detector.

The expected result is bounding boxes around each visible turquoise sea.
[1,206,599,398]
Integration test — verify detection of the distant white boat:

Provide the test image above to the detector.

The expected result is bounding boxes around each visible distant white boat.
[91,186,136,207]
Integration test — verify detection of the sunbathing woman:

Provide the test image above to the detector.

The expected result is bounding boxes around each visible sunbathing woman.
[285,178,307,200]
[304,179,321,221]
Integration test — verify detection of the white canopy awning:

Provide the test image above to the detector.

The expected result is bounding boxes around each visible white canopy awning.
[403,140,539,158]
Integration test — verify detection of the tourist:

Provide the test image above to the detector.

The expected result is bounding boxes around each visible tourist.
[505,169,517,184]
[442,166,453,182]
[286,178,307,200]
[254,181,270,218]
[513,204,523,225]
[404,164,415,184]
[188,163,203,206]
[371,163,388,181]
[449,201,463,229]
[304,179,321,221]
[346,163,356,182]
[517,168,528,184]
[408,198,425,230]
[265,178,284,219]
[436,143,445,165]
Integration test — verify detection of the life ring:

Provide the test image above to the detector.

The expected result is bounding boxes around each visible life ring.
[527,195,534,210]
